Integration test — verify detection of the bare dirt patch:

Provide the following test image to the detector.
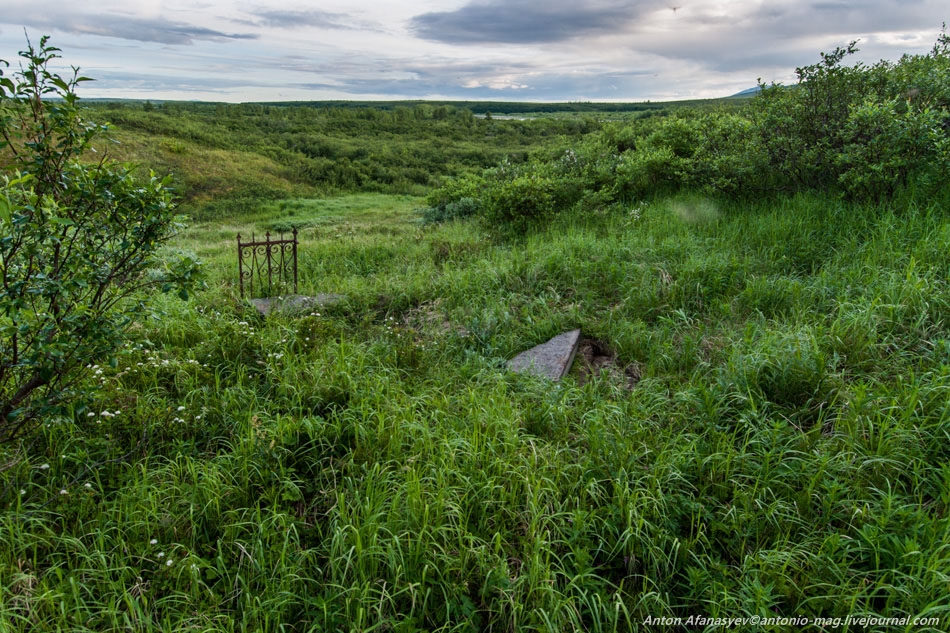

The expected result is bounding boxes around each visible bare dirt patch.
[574,337,641,391]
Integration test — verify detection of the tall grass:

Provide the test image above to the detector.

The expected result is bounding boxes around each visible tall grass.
[1,192,949,631]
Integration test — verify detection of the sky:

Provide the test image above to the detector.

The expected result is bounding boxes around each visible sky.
[0,1,945,103]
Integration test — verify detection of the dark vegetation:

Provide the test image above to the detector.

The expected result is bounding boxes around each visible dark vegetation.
[2,29,950,632]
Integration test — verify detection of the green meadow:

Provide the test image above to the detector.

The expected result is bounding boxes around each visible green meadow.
[4,190,950,631]
[2,35,950,632]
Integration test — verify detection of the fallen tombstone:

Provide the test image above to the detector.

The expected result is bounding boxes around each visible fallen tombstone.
[507,329,582,381]
[250,293,346,317]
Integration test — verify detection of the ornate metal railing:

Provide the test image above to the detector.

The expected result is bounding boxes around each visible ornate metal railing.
[237,229,298,298]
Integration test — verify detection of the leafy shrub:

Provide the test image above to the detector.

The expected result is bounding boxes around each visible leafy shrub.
[420,174,484,224]
[685,112,764,196]
[584,110,763,201]
[753,43,868,191]
[0,37,200,441]
[616,144,683,197]
[837,99,946,199]
[753,30,950,198]
[482,174,557,238]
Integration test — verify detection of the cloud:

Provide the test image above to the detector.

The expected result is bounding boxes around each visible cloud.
[608,0,946,78]
[291,54,657,100]
[811,1,854,10]
[89,69,253,94]
[250,9,371,31]
[410,0,657,45]
[75,17,257,45]
[2,0,944,102]
[1,6,257,45]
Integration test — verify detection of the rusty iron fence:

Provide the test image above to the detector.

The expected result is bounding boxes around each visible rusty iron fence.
[236,229,298,298]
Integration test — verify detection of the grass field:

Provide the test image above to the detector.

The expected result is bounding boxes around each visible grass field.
[2,190,948,631]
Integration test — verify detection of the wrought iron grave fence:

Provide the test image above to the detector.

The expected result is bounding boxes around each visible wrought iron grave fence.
[236,229,298,298]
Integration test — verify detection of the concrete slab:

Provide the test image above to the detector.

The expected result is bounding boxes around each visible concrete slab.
[250,293,346,317]
[507,329,582,381]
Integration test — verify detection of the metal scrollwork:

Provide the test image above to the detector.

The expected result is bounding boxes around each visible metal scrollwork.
[237,228,298,298]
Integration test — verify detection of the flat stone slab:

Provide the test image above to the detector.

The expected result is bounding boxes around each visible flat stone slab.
[507,329,582,381]
[250,293,346,317]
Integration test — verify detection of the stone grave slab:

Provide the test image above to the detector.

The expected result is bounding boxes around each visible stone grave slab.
[250,293,346,317]
[507,329,582,381]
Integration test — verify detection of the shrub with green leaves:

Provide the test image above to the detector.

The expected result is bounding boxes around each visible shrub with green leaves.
[0,37,200,441]
[421,173,484,224]
[753,30,950,198]
[482,173,557,238]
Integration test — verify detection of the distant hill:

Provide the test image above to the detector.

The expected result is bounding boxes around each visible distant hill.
[728,86,762,98]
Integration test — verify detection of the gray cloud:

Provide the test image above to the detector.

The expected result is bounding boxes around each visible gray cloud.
[3,9,256,45]
[89,69,253,93]
[291,54,656,100]
[410,0,657,44]
[617,0,946,77]
[250,9,371,31]
[78,17,256,45]
[2,0,943,102]
[811,2,854,10]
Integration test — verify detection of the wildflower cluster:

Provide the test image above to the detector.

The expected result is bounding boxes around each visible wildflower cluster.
[109,346,211,385]
[236,321,256,337]
[87,364,108,386]
[628,201,649,222]
[171,405,206,425]
[86,410,122,423]
[148,538,174,567]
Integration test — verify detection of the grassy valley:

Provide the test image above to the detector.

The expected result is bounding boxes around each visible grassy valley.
[86,101,602,218]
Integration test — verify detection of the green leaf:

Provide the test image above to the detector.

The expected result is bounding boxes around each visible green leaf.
[0,194,11,225]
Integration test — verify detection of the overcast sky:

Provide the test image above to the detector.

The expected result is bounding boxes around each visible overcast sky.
[0,1,945,102]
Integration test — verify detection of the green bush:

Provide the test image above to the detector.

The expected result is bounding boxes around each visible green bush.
[610,111,762,198]
[482,174,557,238]
[615,144,682,197]
[421,196,480,224]
[837,99,946,199]
[753,30,950,198]
[420,172,486,224]
[0,37,200,441]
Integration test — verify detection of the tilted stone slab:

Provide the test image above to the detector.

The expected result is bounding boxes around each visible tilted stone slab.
[250,293,346,317]
[507,329,582,381]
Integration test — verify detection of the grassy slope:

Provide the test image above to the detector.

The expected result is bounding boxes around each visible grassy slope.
[2,191,948,631]
[90,126,321,208]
